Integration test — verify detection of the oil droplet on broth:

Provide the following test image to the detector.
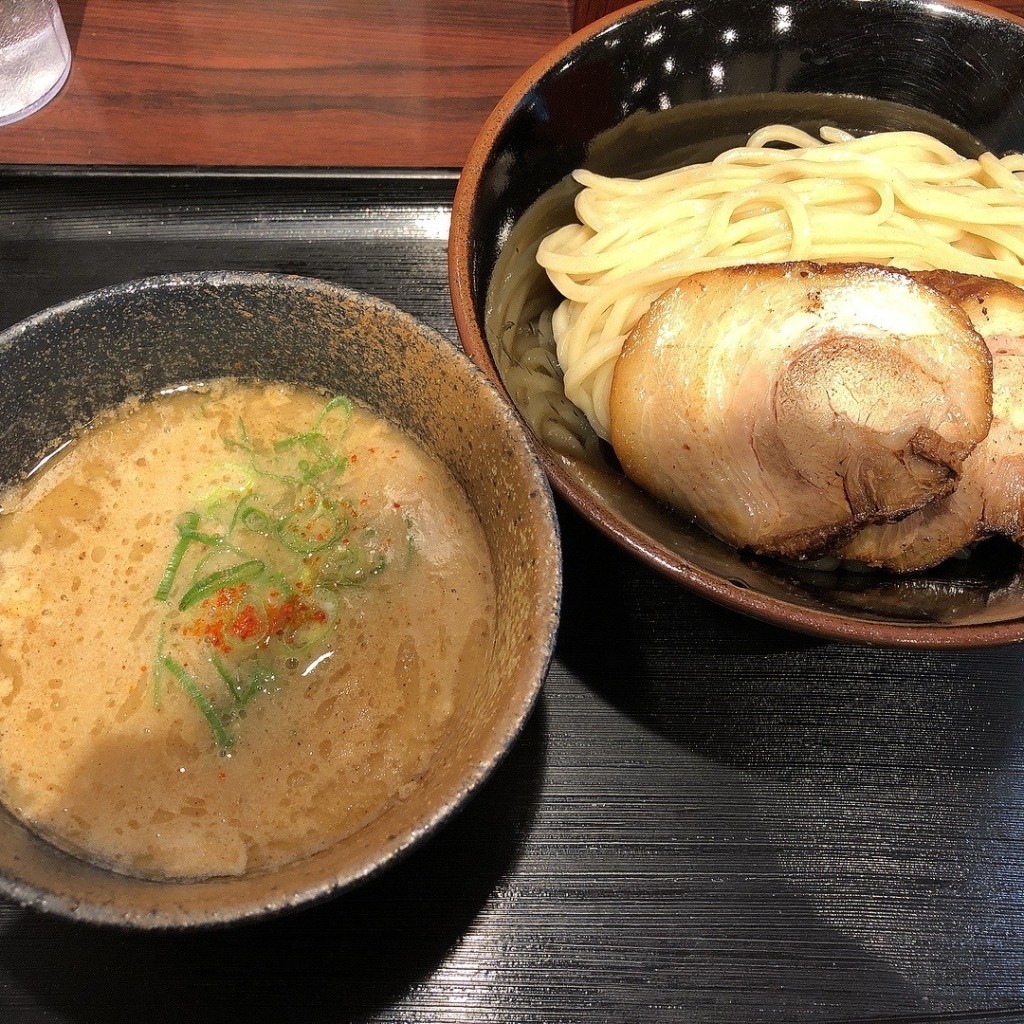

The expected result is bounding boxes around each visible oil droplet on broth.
[0,379,497,880]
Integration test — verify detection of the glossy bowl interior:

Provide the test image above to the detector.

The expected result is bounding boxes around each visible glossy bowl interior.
[450,0,1024,646]
[0,272,561,927]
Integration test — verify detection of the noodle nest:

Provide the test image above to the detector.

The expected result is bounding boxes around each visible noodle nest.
[535,125,1024,439]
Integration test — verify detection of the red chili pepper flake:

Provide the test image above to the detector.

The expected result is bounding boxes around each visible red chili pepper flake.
[266,596,300,636]
[392,501,402,509]
[176,555,332,662]
[229,604,262,641]
[182,613,231,653]
[263,592,328,641]
[207,585,246,612]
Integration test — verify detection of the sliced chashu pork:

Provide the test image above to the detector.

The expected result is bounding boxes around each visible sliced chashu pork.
[840,271,1024,570]
[608,262,992,558]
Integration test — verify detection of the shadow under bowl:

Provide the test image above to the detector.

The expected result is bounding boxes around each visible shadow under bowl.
[0,271,561,927]
[449,0,1024,647]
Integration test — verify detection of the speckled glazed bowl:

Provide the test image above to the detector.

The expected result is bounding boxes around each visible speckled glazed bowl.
[0,272,560,927]
[450,0,1024,647]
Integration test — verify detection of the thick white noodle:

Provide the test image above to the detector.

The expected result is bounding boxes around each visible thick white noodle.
[536,125,1024,439]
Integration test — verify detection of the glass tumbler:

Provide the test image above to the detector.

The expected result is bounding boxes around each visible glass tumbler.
[0,0,71,127]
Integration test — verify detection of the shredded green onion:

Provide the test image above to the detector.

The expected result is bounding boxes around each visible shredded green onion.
[278,499,341,554]
[223,417,254,454]
[315,395,352,434]
[150,394,410,749]
[210,651,244,703]
[152,626,167,707]
[231,493,278,537]
[154,512,200,600]
[241,662,274,705]
[161,655,233,750]
[273,431,322,453]
[178,559,266,611]
[177,526,224,546]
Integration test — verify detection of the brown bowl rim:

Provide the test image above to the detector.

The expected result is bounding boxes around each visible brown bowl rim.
[449,0,1024,649]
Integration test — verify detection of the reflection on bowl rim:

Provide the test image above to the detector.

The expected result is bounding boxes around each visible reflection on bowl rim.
[0,270,562,927]
[449,0,1024,648]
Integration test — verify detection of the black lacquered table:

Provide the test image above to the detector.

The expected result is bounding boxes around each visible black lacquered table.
[1,169,1023,1022]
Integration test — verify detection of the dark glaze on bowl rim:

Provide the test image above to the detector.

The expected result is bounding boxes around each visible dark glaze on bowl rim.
[450,0,1024,648]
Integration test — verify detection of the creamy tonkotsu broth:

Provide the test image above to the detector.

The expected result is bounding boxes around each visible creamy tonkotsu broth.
[0,381,495,880]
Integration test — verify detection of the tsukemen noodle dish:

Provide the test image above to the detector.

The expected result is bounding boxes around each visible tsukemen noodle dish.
[488,118,1024,577]
[0,380,496,880]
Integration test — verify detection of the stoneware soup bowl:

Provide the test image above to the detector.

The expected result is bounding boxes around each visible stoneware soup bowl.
[0,271,561,927]
[449,0,1024,646]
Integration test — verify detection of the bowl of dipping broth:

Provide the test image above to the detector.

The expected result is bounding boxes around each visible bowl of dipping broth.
[0,271,560,927]
[449,0,1024,647]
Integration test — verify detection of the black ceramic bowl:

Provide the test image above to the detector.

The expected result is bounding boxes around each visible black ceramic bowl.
[0,272,561,927]
[450,0,1024,646]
